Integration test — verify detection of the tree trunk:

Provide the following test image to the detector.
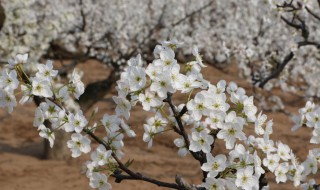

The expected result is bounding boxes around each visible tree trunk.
[44,127,71,160]
[78,70,119,111]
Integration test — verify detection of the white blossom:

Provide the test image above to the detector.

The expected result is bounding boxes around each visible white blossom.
[67,133,91,158]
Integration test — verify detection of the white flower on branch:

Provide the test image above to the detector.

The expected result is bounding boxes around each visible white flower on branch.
[19,84,33,105]
[201,177,225,190]
[38,124,55,148]
[39,99,62,124]
[189,130,214,153]
[229,144,246,162]
[274,162,289,183]
[56,85,69,103]
[208,80,226,95]
[187,91,209,121]
[91,144,113,166]
[256,137,277,154]
[101,114,121,133]
[235,166,258,190]
[156,48,177,71]
[302,155,318,175]
[138,91,162,111]
[120,119,136,137]
[65,111,88,133]
[36,60,58,80]
[143,124,157,149]
[103,132,124,158]
[173,137,188,157]
[217,122,246,150]
[0,88,17,113]
[112,95,131,120]
[68,69,85,99]
[175,73,197,93]
[89,172,112,190]
[201,154,227,178]
[263,153,280,172]
[255,112,267,135]
[33,107,45,127]
[205,110,226,130]
[192,46,206,68]
[126,66,146,91]
[7,54,28,69]
[0,69,19,91]
[150,73,175,99]
[31,77,53,98]
[67,133,91,158]
[277,142,291,161]
[310,127,320,144]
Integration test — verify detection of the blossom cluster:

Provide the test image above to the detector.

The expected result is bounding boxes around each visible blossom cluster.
[0,41,319,190]
[293,100,320,144]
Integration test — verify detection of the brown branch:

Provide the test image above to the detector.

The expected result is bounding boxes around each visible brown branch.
[83,128,187,190]
[33,90,194,189]
[163,93,207,180]
[305,6,320,21]
[32,90,193,189]
[281,16,309,40]
[258,52,294,88]
[297,41,320,49]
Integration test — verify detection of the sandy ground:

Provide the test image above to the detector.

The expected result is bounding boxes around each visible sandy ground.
[0,60,318,190]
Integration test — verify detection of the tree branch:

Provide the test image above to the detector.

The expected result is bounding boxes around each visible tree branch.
[258,52,294,88]
[33,90,195,189]
[305,6,320,21]
[297,41,320,49]
[83,128,186,190]
[163,93,207,180]
[281,16,309,40]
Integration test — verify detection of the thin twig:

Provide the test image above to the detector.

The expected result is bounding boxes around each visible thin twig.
[305,6,320,21]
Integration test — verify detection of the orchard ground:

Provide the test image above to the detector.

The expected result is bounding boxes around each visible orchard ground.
[0,60,318,190]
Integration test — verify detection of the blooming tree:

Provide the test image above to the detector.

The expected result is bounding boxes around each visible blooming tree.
[0,41,319,189]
